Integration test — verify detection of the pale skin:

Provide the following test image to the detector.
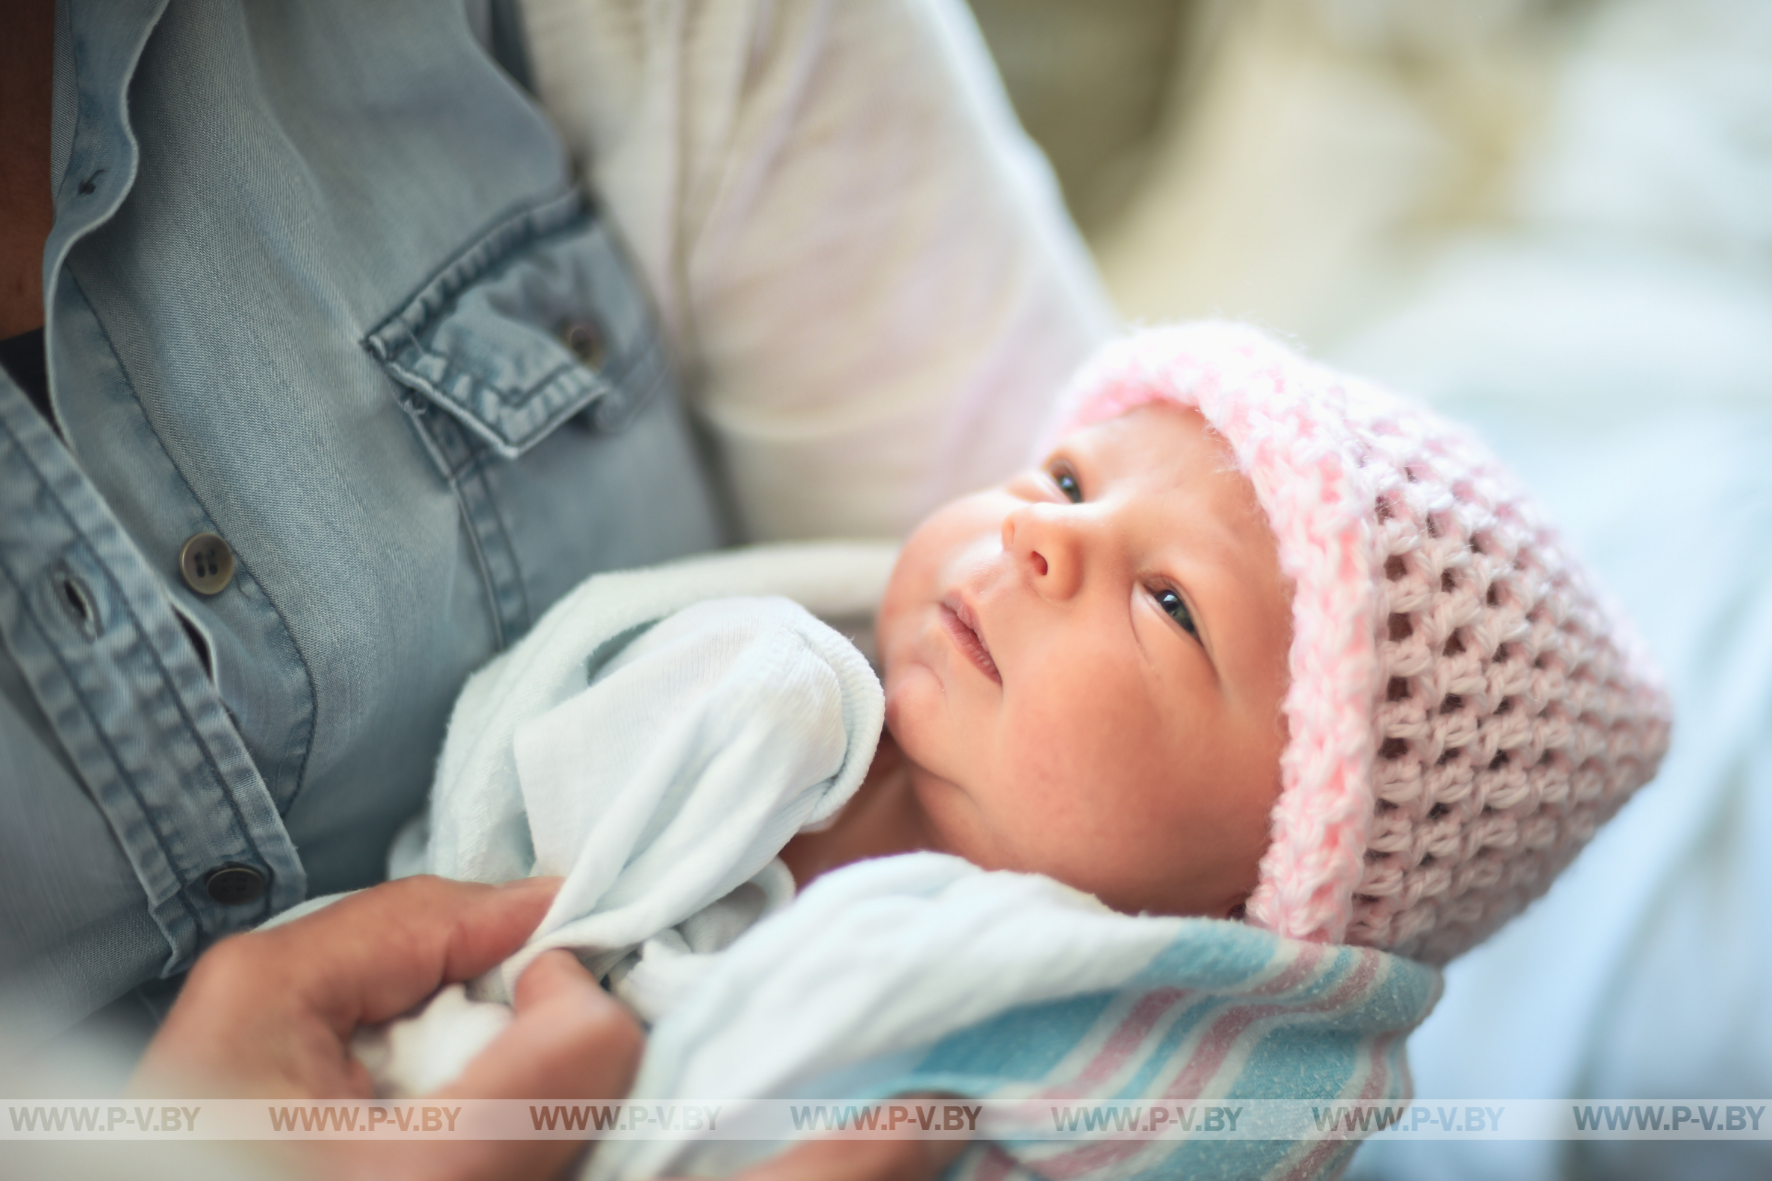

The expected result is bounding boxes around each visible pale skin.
[785,402,1294,919]
[2,7,960,1179]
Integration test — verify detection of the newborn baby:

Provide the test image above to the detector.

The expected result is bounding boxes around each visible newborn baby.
[779,396,1294,922]
[758,319,1670,962]
[379,323,1670,1177]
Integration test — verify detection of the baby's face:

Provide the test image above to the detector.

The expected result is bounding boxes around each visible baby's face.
[876,402,1293,917]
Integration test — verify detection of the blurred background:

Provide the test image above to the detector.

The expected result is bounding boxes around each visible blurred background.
[965,1,1772,1178]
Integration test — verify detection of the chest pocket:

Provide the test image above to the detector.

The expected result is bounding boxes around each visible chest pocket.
[365,187,660,458]
[364,187,708,650]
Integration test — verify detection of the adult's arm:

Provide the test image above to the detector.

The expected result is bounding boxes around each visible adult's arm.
[523,0,1117,540]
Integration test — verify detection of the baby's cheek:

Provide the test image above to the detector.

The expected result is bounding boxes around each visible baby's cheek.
[994,719,1110,833]
[1010,681,1152,789]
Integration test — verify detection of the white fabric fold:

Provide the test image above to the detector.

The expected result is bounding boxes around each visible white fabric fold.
[502,594,883,994]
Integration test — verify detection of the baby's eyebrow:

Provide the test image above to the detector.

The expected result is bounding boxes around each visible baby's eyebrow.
[1187,506,1248,568]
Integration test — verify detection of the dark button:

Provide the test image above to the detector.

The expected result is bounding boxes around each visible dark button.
[560,318,606,371]
[179,532,234,595]
[204,865,265,906]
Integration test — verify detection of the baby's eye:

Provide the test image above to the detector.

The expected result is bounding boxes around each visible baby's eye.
[1049,463,1082,504]
[1153,587,1199,638]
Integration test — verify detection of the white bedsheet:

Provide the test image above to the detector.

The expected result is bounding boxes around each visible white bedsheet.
[1337,3,1772,1174]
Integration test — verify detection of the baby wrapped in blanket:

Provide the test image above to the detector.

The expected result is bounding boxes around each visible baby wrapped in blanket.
[374,324,1670,1180]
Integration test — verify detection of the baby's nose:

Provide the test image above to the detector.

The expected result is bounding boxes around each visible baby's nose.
[1002,514,1050,575]
[1003,505,1082,599]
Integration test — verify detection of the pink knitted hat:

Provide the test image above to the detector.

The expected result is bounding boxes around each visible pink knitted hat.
[1043,322,1671,965]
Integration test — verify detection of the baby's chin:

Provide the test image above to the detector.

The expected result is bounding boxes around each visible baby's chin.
[877,662,939,748]
[896,766,996,869]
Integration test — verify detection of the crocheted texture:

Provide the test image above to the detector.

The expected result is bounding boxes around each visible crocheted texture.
[1043,323,1672,965]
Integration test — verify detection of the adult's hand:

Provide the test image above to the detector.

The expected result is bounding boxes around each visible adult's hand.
[132,875,640,1181]
[131,875,966,1181]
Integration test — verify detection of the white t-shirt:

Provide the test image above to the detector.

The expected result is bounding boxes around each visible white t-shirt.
[524,0,1117,539]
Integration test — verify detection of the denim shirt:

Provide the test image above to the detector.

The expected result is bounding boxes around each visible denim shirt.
[0,0,726,1034]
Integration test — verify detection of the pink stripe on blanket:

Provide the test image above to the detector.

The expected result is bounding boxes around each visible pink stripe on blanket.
[1037,988,1186,1100]
[1038,942,1325,1104]
[1159,951,1379,1103]
[1277,1025,1401,1181]
[974,1144,1018,1181]
[1246,943,1331,997]
[1021,956,1385,1181]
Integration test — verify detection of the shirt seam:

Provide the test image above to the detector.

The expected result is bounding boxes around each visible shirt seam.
[65,270,321,826]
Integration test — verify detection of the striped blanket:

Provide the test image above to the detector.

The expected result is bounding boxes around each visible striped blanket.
[591,856,1441,1181]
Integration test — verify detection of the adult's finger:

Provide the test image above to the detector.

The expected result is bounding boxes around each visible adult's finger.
[445,949,644,1102]
[268,875,564,1035]
[135,875,563,1098]
[364,951,647,1181]
[318,951,642,1181]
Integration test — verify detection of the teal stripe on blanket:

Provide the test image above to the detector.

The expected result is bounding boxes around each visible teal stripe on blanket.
[888,923,1440,1181]
[908,992,1119,1078]
[1125,918,1293,988]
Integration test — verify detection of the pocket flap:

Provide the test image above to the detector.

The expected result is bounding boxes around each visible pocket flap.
[365,189,666,459]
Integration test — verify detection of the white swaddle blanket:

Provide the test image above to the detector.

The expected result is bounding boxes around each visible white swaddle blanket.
[367,543,895,1090]
[472,590,880,1010]
[368,543,1439,1181]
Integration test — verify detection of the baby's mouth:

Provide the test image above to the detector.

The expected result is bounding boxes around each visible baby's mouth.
[940,597,1001,684]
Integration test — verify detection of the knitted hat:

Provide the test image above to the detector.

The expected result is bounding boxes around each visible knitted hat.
[1042,322,1671,965]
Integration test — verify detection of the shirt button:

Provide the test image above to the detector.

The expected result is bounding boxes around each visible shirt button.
[179,532,235,595]
[560,318,606,371]
[204,865,265,906]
